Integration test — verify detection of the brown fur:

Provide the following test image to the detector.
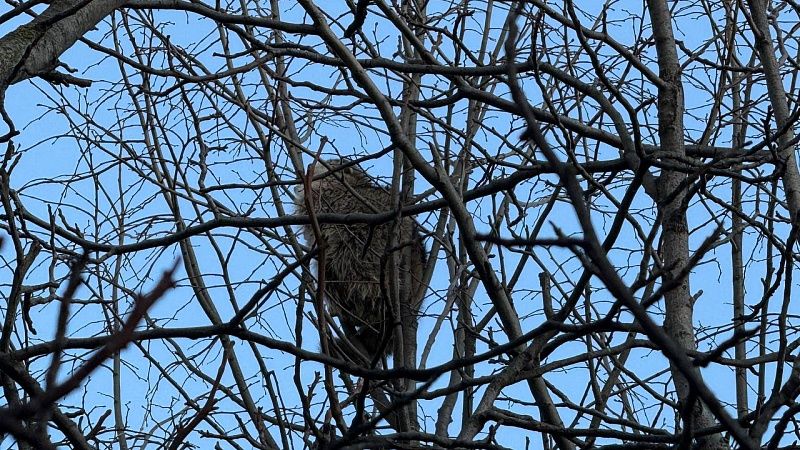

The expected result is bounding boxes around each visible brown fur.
[295,159,426,362]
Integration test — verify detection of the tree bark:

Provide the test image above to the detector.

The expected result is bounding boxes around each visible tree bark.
[0,0,125,88]
[646,0,729,448]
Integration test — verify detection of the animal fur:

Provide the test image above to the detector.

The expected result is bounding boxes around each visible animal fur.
[295,159,426,362]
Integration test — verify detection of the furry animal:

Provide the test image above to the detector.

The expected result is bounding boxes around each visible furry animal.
[295,159,426,362]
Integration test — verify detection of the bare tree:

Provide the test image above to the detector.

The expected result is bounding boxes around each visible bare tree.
[2,0,800,449]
